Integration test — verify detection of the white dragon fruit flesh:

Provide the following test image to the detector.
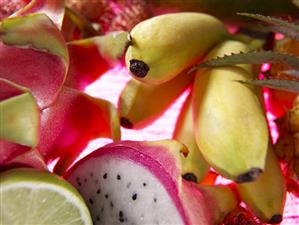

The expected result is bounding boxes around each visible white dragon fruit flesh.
[65,140,234,225]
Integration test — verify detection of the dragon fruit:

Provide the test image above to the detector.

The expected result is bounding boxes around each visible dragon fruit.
[0,13,68,110]
[0,2,123,172]
[10,0,66,29]
[65,0,152,33]
[39,86,121,174]
[65,31,129,90]
[65,140,237,225]
[0,0,28,20]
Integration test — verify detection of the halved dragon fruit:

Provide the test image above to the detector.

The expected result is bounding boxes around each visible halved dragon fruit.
[65,140,237,225]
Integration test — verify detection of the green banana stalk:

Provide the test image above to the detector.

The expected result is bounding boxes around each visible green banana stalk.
[193,40,269,183]
[118,69,194,129]
[125,12,228,85]
[173,92,209,183]
[236,145,286,224]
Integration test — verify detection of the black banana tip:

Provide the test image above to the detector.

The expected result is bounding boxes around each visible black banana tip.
[268,214,283,224]
[120,117,133,129]
[235,167,263,183]
[129,59,149,78]
[182,173,198,183]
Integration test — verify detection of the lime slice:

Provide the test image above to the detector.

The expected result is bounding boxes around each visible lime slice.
[0,168,92,225]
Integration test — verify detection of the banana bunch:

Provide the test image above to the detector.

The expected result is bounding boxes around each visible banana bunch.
[120,11,227,182]
[122,12,269,182]
[120,11,289,223]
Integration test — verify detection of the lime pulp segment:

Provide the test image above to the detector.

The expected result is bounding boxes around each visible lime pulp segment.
[0,171,92,225]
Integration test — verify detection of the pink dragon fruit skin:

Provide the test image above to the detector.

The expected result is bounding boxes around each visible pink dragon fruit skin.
[0,0,28,20]
[0,141,47,172]
[65,31,128,90]
[0,78,27,101]
[1,12,122,172]
[65,140,216,225]
[0,79,44,171]
[0,13,69,109]
[0,42,66,109]
[11,0,66,29]
[39,86,120,174]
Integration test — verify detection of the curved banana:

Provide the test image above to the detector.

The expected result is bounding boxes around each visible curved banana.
[193,40,269,182]
[118,69,194,129]
[173,92,209,183]
[198,184,238,224]
[236,145,286,224]
[125,12,228,85]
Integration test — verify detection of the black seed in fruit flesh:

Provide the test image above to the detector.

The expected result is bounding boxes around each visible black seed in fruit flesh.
[103,173,107,179]
[132,193,137,200]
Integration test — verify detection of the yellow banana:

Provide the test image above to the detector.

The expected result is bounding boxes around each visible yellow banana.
[125,12,228,85]
[118,69,194,129]
[173,92,209,183]
[198,185,238,224]
[236,145,286,224]
[193,40,269,182]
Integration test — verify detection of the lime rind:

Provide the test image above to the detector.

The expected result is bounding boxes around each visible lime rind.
[0,168,92,225]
